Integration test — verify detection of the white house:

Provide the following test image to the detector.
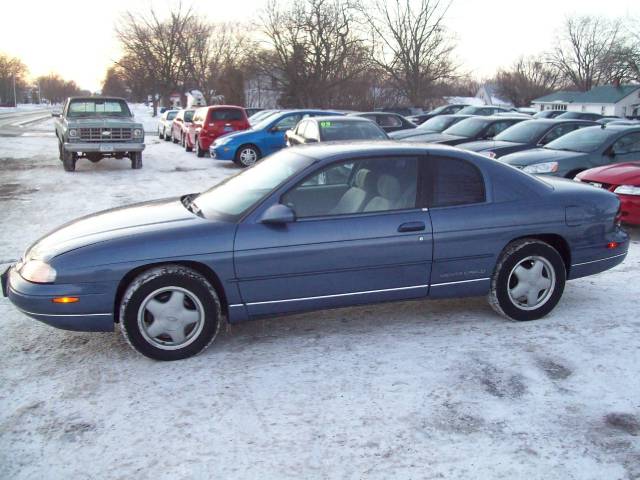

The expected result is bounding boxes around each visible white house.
[533,84,640,118]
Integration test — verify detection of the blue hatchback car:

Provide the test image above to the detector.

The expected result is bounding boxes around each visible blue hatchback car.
[210,109,343,167]
[2,143,629,360]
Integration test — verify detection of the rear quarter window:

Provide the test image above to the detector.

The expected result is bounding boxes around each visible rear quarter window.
[428,157,486,207]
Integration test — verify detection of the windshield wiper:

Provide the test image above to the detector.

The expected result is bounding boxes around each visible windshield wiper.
[181,193,203,217]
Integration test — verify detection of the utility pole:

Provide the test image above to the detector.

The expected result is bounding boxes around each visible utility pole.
[13,75,17,108]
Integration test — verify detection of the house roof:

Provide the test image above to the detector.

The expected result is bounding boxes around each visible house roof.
[532,91,583,104]
[576,84,640,104]
[533,84,640,105]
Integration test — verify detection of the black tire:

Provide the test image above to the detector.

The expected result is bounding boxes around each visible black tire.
[488,239,566,321]
[130,152,143,169]
[158,129,164,140]
[172,131,179,143]
[62,149,76,172]
[119,265,222,361]
[195,137,205,157]
[234,144,260,168]
[58,140,63,161]
[164,128,171,141]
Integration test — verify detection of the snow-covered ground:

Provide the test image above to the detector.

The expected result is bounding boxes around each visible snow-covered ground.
[0,131,639,479]
[130,103,160,134]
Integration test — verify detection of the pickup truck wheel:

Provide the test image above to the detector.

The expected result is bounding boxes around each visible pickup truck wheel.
[62,149,76,172]
[119,265,222,361]
[195,138,205,157]
[488,239,566,321]
[130,152,143,169]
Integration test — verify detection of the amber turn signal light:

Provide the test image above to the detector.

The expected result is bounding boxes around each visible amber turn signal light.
[52,297,79,304]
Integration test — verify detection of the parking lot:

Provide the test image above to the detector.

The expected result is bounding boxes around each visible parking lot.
[1,114,639,479]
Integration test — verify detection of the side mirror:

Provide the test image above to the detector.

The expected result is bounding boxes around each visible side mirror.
[269,125,279,133]
[606,146,616,157]
[260,204,296,224]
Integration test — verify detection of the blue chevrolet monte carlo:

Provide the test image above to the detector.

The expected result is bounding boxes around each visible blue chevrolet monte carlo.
[2,142,629,360]
[209,109,343,167]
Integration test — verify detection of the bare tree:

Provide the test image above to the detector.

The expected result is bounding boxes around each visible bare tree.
[37,74,83,104]
[548,16,630,91]
[260,0,370,108]
[0,53,28,106]
[495,56,563,107]
[102,66,129,98]
[360,0,458,107]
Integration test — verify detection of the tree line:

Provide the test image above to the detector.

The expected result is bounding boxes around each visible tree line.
[2,2,639,109]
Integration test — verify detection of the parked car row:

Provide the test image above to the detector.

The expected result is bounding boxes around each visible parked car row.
[158,103,640,226]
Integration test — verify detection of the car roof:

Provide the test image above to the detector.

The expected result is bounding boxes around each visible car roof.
[291,140,464,161]
[68,96,127,102]
[203,105,245,109]
[352,112,404,117]
[529,118,597,126]
[309,116,374,123]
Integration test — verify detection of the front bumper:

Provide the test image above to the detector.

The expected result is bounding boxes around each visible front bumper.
[2,266,114,332]
[618,194,640,226]
[64,142,145,153]
[210,144,235,161]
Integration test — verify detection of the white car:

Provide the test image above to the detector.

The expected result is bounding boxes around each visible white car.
[158,109,179,141]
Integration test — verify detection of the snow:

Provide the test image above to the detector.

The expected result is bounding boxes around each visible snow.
[0,104,51,114]
[129,103,160,134]
[1,130,639,479]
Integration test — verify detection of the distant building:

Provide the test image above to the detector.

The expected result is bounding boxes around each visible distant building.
[532,84,640,118]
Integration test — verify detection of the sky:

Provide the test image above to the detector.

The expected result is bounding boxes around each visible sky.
[0,0,638,92]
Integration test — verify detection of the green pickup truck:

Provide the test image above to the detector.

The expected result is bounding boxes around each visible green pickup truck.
[54,96,145,171]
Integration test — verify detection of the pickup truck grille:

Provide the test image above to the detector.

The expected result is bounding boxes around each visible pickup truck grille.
[79,127,133,142]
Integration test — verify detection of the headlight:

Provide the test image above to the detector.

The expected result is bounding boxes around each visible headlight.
[523,162,559,174]
[614,185,640,196]
[133,128,143,138]
[68,129,78,137]
[18,260,57,283]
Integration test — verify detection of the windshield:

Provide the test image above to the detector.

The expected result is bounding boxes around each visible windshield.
[443,117,489,137]
[457,106,482,115]
[427,105,448,115]
[67,99,132,117]
[192,150,315,218]
[321,120,387,140]
[252,112,288,130]
[418,115,458,132]
[167,111,178,120]
[494,120,549,143]
[184,110,194,122]
[250,110,279,126]
[544,126,610,153]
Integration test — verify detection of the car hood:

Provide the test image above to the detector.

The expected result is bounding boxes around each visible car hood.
[500,148,585,167]
[578,161,640,185]
[216,128,256,143]
[405,133,463,143]
[458,140,520,152]
[389,128,438,140]
[26,197,204,261]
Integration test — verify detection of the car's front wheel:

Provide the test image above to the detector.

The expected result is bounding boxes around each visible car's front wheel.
[195,137,205,157]
[488,239,566,321]
[130,152,143,169]
[235,144,260,167]
[62,149,76,172]
[119,265,222,361]
[158,128,164,140]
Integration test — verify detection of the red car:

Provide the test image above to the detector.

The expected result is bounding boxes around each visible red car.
[170,109,195,148]
[185,105,250,157]
[576,162,640,225]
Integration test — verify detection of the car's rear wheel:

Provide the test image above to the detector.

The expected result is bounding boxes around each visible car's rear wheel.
[488,239,566,321]
[164,128,171,141]
[235,144,260,168]
[119,265,221,361]
[185,136,193,152]
[158,128,164,140]
[62,149,76,172]
[195,137,205,157]
[172,131,179,144]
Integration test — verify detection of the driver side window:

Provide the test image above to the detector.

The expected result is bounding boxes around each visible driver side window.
[283,157,419,218]
[274,115,301,131]
[612,133,640,154]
